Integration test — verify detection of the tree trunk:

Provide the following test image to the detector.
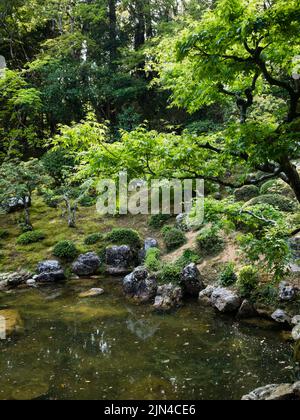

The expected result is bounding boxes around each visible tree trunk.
[108,0,118,66]
[280,157,300,203]
[134,1,145,50]
[23,202,32,230]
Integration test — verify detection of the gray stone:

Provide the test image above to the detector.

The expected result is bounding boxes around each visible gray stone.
[34,271,66,283]
[79,288,104,298]
[242,382,300,400]
[271,309,291,324]
[153,283,183,312]
[198,285,216,306]
[292,324,300,341]
[72,252,101,277]
[176,213,190,232]
[180,263,204,297]
[106,245,135,276]
[123,267,157,303]
[144,238,158,252]
[279,281,297,302]
[37,260,62,274]
[0,271,32,289]
[237,299,258,319]
[292,315,300,326]
[26,279,37,287]
[211,287,242,313]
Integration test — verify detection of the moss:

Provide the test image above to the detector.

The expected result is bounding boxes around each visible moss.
[246,194,297,212]
[145,248,161,272]
[16,230,45,245]
[175,249,200,269]
[234,185,260,202]
[53,240,78,261]
[158,263,181,285]
[260,179,295,199]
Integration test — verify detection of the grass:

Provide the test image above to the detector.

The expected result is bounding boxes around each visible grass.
[0,195,163,272]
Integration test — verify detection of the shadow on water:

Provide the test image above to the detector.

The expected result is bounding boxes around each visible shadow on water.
[0,277,298,400]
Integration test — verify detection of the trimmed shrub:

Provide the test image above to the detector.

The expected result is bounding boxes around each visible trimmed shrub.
[145,248,161,272]
[218,262,237,287]
[237,266,259,298]
[234,185,260,202]
[175,249,200,270]
[17,230,45,245]
[158,263,181,285]
[84,233,102,246]
[162,227,186,251]
[106,228,141,248]
[0,229,9,240]
[149,214,172,229]
[196,225,224,256]
[246,194,296,212]
[53,240,78,261]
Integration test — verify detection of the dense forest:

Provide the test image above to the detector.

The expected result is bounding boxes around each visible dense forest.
[0,0,300,402]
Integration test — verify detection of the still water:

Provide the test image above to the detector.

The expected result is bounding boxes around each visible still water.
[0,278,297,400]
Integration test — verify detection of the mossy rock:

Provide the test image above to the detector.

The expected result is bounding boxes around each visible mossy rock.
[260,179,295,199]
[234,185,260,202]
[246,194,297,212]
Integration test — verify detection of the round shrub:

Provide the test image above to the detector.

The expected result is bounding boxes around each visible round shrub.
[246,194,296,212]
[158,263,181,285]
[53,240,78,261]
[84,233,103,246]
[145,248,161,272]
[237,266,259,297]
[218,262,237,287]
[162,227,186,251]
[106,228,141,248]
[149,214,172,229]
[17,230,45,245]
[234,185,260,202]
[196,225,224,256]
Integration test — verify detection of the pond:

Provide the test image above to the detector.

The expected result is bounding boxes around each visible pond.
[0,277,298,400]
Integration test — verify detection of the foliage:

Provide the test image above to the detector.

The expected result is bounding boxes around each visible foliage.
[158,263,181,285]
[196,225,224,256]
[260,180,295,198]
[42,149,75,185]
[148,213,172,229]
[106,228,141,248]
[53,240,78,261]
[237,266,260,298]
[145,248,161,272]
[218,263,238,287]
[0,229,9,240]
[84,233,103,246]
[234,185,259,202]
[246,194,297,212]
[17,230,45,245]
[162,227,186,251]
[175,249,200,270]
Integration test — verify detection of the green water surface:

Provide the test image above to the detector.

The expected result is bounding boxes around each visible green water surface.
[0,278,298,400]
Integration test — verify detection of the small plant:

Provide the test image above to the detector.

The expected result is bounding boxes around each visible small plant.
[158,263,181,285]
[162,227,186,251]
[175,249,200,269]
[53,240,78,261]
[106,228,141,248]
[17,230,45,245]
[84,233,103,246]
[0,229,9,240]
[218,262,237,287]
[237,266,260,298]
[149,214,172,229]
[196,225,224,256]
[145,248,161,272]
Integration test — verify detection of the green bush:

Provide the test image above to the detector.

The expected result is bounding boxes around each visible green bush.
[175,249,200,270]
[84,233,103,246]
[196,225,224,256]
[218,262,237,287]
[260,179,295,198]
[79,195,96,207]
[148,214,172,229]
[234,185,260,202]
[158,263,181,285]
[42,148,75,184]
[145,248,161,272]
[0,229,9,240]
[53,240,78,261]
[247,194,296,212]
[162,227,186,251]
[106,228,141,248]
[17,230,45,245]
[237,266,260,297]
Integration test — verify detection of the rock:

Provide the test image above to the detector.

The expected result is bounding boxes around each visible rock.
[176,213,190,232]
[153,283,183,312]
[234,185,259,202]
[278,281,297,302]
[180,263,205,298]
[1,196,31,213]
[198,285,216,306]
[35,260,65,283]
[0,309,23,338]
[79,288,104,298]
[26,279,37,288]
[242,382,300,400]
[144,238,159,252]
[0,271,32,289]
[123,267,157,303]
[292,315,300,326]
[271,309,291,324]
[37,260,62,273]
[72,252,101,277]
[292,324,300,341]
[211,287,242,313]
[106,245,136,276]
[289,236,300,260]
[237,299,258,319]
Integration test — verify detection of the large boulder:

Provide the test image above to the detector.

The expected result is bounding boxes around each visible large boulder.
[279,281,297,302]
[106,245,136,276]
[144,238,159,252]
[242,382,300,400]
[153,283,183,312]
[199,285,216,305]
[123,267,157,303]
[180,263,205,298]
[211,287,242,313]
[0,271,32,289]
[34,260,65,284]
[292,324,300,341]
[72,252,101,277]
